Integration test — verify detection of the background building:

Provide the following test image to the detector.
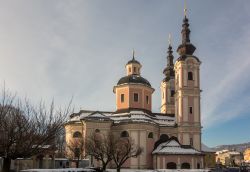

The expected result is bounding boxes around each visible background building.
[216,150,243,167]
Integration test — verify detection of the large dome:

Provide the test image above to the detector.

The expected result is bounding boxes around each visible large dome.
[117,74,151,87]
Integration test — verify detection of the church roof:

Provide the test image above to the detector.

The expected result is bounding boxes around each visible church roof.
[117,74,151,87]
[68,109,175,127]
[152,137,203,155]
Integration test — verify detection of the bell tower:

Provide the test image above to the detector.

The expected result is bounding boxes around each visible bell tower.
[113,51,154,113]
[175,9,202,151]
[161,35,175,114]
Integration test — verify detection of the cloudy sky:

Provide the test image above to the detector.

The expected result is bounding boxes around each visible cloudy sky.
[0,0,249,147]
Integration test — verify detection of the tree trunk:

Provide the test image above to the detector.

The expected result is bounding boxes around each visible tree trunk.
[3,157,11,172]
[116,166,121,172]
[76,156,79,168]
[102,162,107,172]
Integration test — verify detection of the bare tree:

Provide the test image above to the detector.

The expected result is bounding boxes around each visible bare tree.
[85,132,113,172]
[85,132,142,172]
[111,137,142,172]
[66,134,84,168]
[0,87,72,172]
[54,130,66,158]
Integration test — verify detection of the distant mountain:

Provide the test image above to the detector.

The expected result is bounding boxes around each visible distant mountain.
[213,142,250,153]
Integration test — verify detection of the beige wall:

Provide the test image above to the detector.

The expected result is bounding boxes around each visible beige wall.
[244,148,250,162]
[160,80,175,114]
[126,63,141,75]
[114,85,154,112]
[153,154,204,169]
[174,56,202,151]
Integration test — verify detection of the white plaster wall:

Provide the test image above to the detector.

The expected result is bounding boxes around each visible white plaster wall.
[193,134,201,151]
[178,97,182,122]
[139,131,146,166]
[183,69,187,86]
[130,131,139,167]
[194,69,198,87]
[179,70,182,88]
[183,133,189,145]
[183,97,188,122]
[194,97,199,122]
[157,156,160,169]
[163,157,166,169]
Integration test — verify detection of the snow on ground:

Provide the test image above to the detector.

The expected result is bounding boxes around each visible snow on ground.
[107,169,211,172]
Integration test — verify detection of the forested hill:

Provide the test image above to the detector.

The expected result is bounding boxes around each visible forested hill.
[213,142,250,152]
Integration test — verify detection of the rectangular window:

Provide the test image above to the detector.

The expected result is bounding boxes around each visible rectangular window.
[171,90,175,97]
[188,72,193,80]
[121,94,124,103]
[146,96,149,104]
[134,93,138,102]
[189,107,193,114]
[134,67,136,72]
[190,138,193,146]
[129,68,131,72]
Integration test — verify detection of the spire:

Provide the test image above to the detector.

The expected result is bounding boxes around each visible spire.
[132,49,135,60]
[184,0,187,18]
[177,1,196,56]
[167,34,174,67]
[127,49,140,65]
[163,34,175,81]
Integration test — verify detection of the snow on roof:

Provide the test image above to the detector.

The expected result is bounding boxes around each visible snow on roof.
[85,111,111,119]
[216,149,229,154]
[229,151,241,155]
[152,139,202,155]
[68,109,176,127]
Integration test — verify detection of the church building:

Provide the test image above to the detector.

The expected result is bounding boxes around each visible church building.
[65,11,205,170]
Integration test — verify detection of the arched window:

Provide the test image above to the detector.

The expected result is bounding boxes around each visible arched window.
[188,72,193,80]
[120,131,129,138]
[167,162,177,169]
[73,131,82,138]
[148,132,153,139]
[95,129,100,133]
[160,134,169,141]
[181,162,191,169]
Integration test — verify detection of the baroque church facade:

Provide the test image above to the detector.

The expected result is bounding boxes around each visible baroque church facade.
[65,13,204,169]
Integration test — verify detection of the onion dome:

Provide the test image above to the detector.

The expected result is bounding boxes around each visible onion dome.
[117,74,151,87]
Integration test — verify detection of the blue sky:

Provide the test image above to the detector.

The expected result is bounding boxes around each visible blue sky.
[0,0,249,147]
